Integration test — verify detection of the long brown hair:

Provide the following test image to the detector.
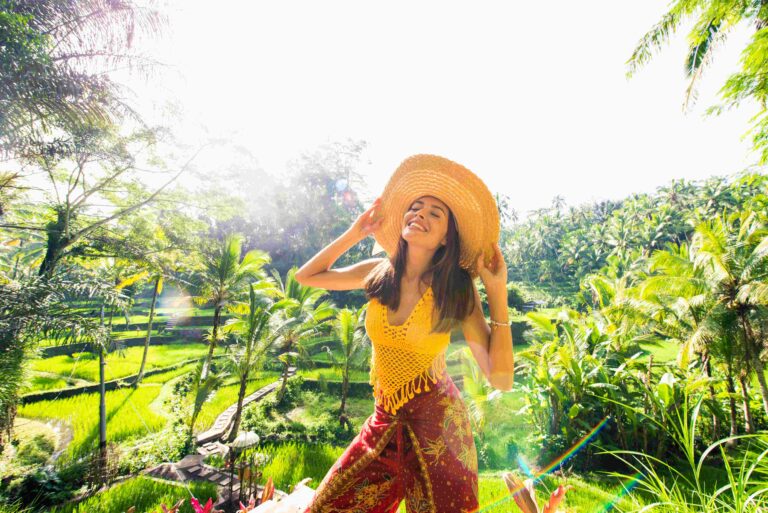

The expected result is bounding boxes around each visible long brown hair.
[363,206,475,333]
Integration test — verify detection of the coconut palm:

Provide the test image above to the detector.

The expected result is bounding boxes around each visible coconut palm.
[134,243,188,386]
[627,0,768,161]
[327,306,369,428]
[270,267,335,403]
[223,282,292,441]
[192,234,270,378]
[448,345,503,465]
[134,271,162,385]
[187,361,226,446]
[690,211,768,417]
[73,259,131,483]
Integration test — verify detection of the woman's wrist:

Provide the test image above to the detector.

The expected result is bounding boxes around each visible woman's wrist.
[486,284,510,326]
[344,226,369,245]
[485,283,508,306]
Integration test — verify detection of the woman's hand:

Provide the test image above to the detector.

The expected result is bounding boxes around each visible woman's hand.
[477,242,508,295]
[348,197,384,242]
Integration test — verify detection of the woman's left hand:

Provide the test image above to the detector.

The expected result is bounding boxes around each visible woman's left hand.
[476,242,508,294]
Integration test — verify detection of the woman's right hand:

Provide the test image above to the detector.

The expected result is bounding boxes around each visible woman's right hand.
[349,197,384,241]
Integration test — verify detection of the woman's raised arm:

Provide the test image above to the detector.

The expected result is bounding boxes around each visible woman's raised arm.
[294,198,386,291]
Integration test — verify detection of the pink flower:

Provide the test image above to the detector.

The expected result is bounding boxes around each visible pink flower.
[239,497,256,512]
[190,498,215,513]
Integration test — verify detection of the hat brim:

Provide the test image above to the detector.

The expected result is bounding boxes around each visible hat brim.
[372,154,500,278]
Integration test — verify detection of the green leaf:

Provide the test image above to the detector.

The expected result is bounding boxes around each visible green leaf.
[657,372,677,408]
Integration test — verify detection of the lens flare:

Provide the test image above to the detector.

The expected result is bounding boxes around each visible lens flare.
[471,416,619,513]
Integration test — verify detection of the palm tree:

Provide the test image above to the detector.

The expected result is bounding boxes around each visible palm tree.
[187,361,226,446]
[78,259,130,483]
[449,346,502,442]
[627,0,759,108]
[691,211,768,417]
[223,282,291,441]
[134,271,162,386]
[328,306,369,429]
[192,234,270,379]
[627,0,768,161]
[134,245,187,386]
[271,267,335,403]
[626,242,730,438]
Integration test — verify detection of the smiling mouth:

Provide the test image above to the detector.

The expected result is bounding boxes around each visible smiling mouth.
[406,222,427,232]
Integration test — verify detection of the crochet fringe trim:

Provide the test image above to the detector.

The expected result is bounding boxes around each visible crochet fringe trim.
[375,354,447,415]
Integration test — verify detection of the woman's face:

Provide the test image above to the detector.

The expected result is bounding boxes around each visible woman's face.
[401,195,450,250]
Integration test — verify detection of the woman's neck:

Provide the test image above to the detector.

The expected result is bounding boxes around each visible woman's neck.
[403,245,434,284]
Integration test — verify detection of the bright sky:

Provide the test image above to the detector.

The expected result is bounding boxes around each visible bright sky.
[126,0,761,220]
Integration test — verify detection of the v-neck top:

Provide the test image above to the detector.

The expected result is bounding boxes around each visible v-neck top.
[364,286,451,415]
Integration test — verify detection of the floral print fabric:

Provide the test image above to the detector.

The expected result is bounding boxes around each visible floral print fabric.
[302,375,478,513]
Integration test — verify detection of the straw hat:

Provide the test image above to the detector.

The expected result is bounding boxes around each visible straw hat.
[371,154,500,277]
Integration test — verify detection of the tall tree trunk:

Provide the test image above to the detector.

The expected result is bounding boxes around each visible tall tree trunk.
[98,306,108,485]
[642,356,652,454]
[339,362,350,428]
[740,311,768,417]
[38,241,62,278]
[749,355,768,418]
[38,210,68,278]
[726,366,739,445]
[339,364,349,415]
[277,339,293,402]
[228,371,249,443]
[703,353,720,440]
[739,372,755,434]
[135,276,160,386]
[188,412,198,448]
[203,305,222,378]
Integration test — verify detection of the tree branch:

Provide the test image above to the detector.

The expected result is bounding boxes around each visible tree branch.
[68,143,210,244]
[0,224,48,232]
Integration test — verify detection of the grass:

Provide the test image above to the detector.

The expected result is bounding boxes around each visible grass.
[18,385,167,459]
[29,344,212,382]
[637,338,679,363]
[464,472,641,513]
[195,372,282,432]
[154,307,215,316]
[108,315,169,326]
[36,331,171,346]
[255,442,345,491]
[296,368,370,382]
[141,362,200,385]
[23,374,74,392]
[50,476,217,513]
[111,330,166,340]
[286,390,373,433]
[248,441,642,512]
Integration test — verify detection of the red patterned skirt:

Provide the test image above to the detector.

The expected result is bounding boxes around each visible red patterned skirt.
[302,374,479,513]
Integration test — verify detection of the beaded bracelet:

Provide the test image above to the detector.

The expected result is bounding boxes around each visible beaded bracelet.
[489,319,511,328]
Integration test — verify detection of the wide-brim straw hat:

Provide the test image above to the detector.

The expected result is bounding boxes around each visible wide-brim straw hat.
[371,154,500,278]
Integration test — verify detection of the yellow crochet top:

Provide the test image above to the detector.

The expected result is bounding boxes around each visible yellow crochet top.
[364,285,450,415]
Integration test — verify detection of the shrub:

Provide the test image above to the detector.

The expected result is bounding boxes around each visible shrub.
[116,423,189,475]
[0,468,73,510]
[274,375,304,412]
[18,386,166,459]
[14,434,55,467]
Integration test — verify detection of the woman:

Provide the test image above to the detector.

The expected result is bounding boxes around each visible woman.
[295,154,514,513]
